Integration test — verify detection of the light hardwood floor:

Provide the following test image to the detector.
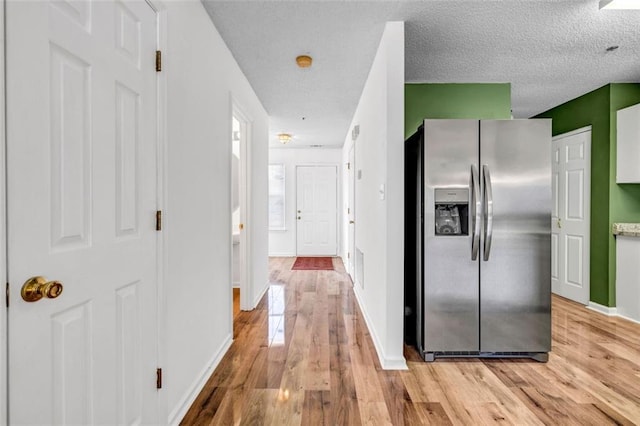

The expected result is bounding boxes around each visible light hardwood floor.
[233,287,240,318]
[182,257,640,425]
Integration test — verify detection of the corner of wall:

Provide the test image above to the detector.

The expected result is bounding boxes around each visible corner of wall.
[383,21,406,365]
[606,83,640,307]
[352,286,408,370]
[252,280,270,310]
[343,20,407,370]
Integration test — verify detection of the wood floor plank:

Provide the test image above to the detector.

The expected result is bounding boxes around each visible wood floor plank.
[404,401,454,425]
[207,390,236,426]
[400,368,427,403]
[376,369,409,426]
[181,258,640,425]
[329,343,362,425]
[304,276,331,391]
[269,291,315,426]
[301,390,331,426]
[238,389,278,426]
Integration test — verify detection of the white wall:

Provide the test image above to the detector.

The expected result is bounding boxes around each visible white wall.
[342,22,406,370]
[269,148,343,257]
[163,1,269,423]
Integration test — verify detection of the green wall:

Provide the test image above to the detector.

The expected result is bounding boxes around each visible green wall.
[536,83,640,306]
[405,83,512,138]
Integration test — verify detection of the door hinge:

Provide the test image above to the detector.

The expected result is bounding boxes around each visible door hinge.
[347,207,350,214]
[155,50,162,72]
[156,368,162,389]
[347,252,350,259]
[156,210,162,231]
[347,162,351,170]
[5,282,9,308]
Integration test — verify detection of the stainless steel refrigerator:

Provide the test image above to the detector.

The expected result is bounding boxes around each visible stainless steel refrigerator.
[405,119,551,362]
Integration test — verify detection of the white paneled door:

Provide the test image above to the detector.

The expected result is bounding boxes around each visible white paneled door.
[552,128,591,305]
[296,166,338,256]
[6,1,159,424]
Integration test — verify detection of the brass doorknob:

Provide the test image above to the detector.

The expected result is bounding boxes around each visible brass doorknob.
[21,276,64,302]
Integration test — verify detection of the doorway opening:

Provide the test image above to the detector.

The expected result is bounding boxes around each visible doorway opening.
[347,143,356,282]
[231,102,252,315]
[231,115,242,317]
[551,127,591,305]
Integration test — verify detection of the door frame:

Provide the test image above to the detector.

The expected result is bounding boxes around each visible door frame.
[151,0,168,422]
[347,145,356,280]
[230,96,253,312]
[1,0,8,422]
[552,126,591,305]
[295,164,339,256]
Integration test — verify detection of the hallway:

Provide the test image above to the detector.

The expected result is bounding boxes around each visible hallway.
[181,257,640,425]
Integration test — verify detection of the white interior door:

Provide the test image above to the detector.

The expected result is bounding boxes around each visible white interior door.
[296,166,338,256]
[552,128,591,305]
[7,1,159,423]
[348,146,356,278]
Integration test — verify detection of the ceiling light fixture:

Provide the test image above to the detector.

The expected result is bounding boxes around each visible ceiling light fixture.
[296,55,313,68]
[599,0,640,9]
[278,133,292,144]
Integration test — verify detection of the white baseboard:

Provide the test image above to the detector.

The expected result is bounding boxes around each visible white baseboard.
[352,287,408,371]
[268,252,296,257]
[168,333,233,425]
[586,302,640,325]
[381,356,410,370]
[587,301,618,316]
[616,312,640,325]
[251,280,269,310]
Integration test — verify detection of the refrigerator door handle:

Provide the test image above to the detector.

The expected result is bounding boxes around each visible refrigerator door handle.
[471,165,481,260]
[483,165,494,261]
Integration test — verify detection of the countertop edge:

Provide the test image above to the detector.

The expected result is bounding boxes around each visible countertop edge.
[612,223,640,237]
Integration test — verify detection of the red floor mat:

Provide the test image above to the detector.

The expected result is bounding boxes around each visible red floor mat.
[291,257,335,270]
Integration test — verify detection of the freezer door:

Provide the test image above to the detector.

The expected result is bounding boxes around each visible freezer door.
[423,120,480,352]
[479,120,552,353]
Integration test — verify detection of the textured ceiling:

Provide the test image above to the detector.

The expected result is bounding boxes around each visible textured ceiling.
[202,1,640,148]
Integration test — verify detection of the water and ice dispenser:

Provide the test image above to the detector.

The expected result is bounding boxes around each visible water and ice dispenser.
[434,188,469,236]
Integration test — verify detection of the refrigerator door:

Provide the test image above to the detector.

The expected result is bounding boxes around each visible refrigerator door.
[479,120,552,353]
[423,120,479,352]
